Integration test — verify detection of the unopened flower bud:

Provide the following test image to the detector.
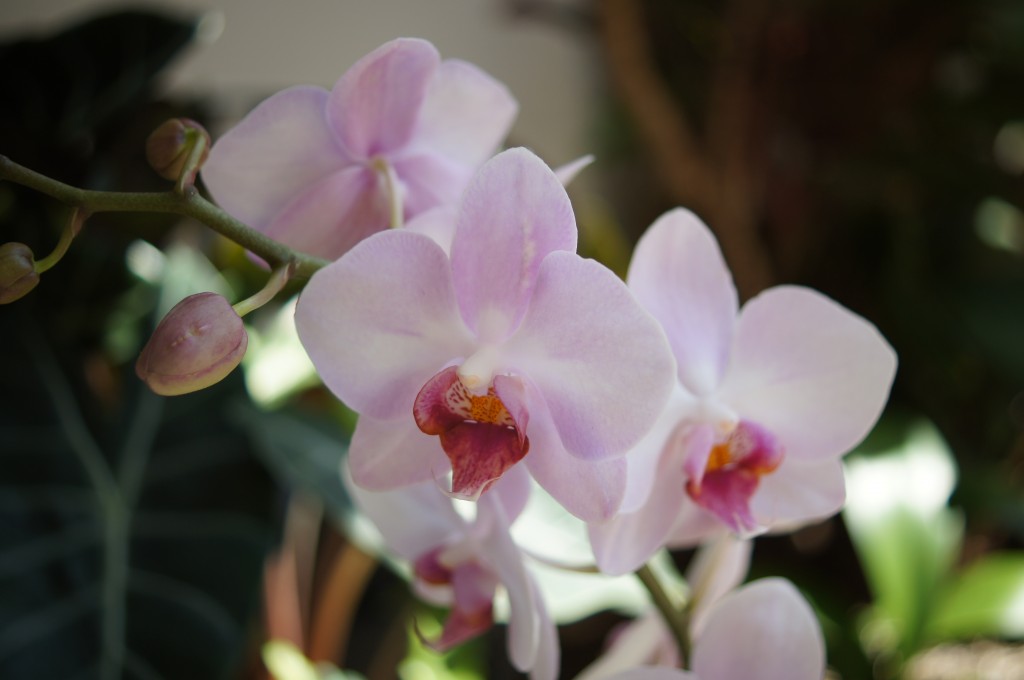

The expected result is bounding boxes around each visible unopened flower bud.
[136,292,247,396]
[146,118,211,181]
[0,242,40,304]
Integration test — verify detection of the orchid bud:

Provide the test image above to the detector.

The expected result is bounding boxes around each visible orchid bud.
[146,118,211,182]
[136,292,247,396]
[0,242,40,304]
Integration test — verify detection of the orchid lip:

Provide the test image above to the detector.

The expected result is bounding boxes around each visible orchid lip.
[686,419,784,533]
[414,366,530,500]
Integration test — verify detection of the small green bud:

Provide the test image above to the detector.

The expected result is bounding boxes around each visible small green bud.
[145,118,211,182]
[136,292,248,396]
[0,242,40,304]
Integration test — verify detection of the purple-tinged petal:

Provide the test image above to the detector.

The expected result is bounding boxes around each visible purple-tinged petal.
[588,469,685,576]
[627,209,738,396]
[553,154,594,186]
[680,424,716,493]
[427,561,497,652]
[348,415,449,491]
[346,475,463,561]
[405,204,458,254]
[666,504,724,548]
[392,152,469,218]
[692,578,825,680]
[295,230,474,420]
[327,38,439,158]
[450,148,577,339]
[202,85,346,230]
[413,58,518,167]
[603,670,696,680]
[589,424,706,575]
[718,285,897,462]
[262,165,390,261]
[490,462,532,525]
[477,494,540,671]
[575,613,680,680]
[507,251,676,460]
[528,576,560,680]
[414,367,529,500]
[685,534,753,637]
[751,458,846,528]
[523,397,626,522]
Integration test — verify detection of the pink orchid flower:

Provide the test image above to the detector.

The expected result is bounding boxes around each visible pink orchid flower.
[202,38,517,260]
[349,467,559,680]
[590,208,897,574]
[590,578,826,680]
[295,148,676,522]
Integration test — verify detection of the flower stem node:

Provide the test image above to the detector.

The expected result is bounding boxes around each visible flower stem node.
[0,242,40,304]
[135,292,247,396]
[146,118,211,187]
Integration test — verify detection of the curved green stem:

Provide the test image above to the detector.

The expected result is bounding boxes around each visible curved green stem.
[635,562,692,666]
[33,208,85,273]
[233,261,296,317]
[0,155,329,281]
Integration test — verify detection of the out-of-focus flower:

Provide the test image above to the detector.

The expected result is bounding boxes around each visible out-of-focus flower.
[136,292,247,396]
[0,242,39,304]
[576,535,750,680]
[295,148,675,521]
[349,468,558,680]
[590,209,897,574]
[202,38,517,260]
[583,578,825,680]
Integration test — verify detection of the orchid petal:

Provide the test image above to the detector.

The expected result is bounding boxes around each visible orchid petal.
[666,503,723,548]
[553,154,594,186]
[627,209,737,396]
[430,562,496,651]
[684,534,753,637]
[450,148,577,338]
[575,613,680,680]
[346,476,463,562]
[295,230,474,420]
[752,458,846,528]
[692,578,825,680]
[478,495,540,671]
[508,251,676,460]
[588,473,685,576]
[529,577,560,680]
[414,58,518,166]
[348,415,449,491]
[603,670,696,680]
[327,38,439,158]
[490,462,532,525]
[523,397,626,522]
[262,165,390,261]
[718,286,897,462]
[202,85,345,230]
[392,152,469,218]
[405,204,458,254]
[589,426,704,575]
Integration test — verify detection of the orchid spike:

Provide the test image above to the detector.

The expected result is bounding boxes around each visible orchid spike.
[202,38,517,260]
[589,208,897,574]
[348,468,559,680]
[583,578,826,680]
[296,148,676,522]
